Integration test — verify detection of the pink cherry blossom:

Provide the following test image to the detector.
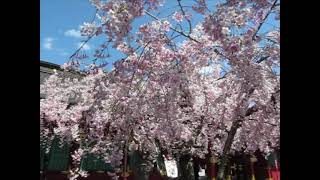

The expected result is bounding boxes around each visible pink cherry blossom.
[160,20,170,31]
[172,12,183,22]
[41,0,280,179]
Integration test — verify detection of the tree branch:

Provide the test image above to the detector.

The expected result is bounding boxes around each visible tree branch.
[144,10,200,43]
[69,9,100,60]
[256,56,270,63]
[177,0,192,34]
[252,0,279,40]
[247,118,277,127]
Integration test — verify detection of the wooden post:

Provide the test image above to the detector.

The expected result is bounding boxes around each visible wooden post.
[238,164,244,180]
[250,155,257,180]
[227,174,232,180]
[123,139,129,180]
[209,156,217,180]
[230,163,236,180]
[272,156,280,180]
[267,166,273,180]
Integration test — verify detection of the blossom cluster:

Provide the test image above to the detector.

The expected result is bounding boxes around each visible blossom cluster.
[41,0,279,179]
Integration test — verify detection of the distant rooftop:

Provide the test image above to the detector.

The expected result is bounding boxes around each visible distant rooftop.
[40,60,84,99]
[40,60,61,70]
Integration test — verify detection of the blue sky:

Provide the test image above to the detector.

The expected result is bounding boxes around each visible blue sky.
[41,0,278,71]
[40,0,221,69]
[41,0,96,65]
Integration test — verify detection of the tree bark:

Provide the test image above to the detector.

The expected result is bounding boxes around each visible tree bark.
[217,120,241,180]
[178,154,194,180]
[130,150,150,180]
[216,84,257,179]
[216,105,257,180]
[192,158,200,180]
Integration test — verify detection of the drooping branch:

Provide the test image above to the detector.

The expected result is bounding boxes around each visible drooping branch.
[144,10,200,43]
[247,118,277,127]
[69,9,99,60]
[252,0,279,40]
[177,0,192,34]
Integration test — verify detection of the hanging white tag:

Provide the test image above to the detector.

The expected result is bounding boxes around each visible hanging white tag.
[164,158,178,178]
[198,168,206,177]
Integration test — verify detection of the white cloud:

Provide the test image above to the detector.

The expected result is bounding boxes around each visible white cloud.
[43,37,54,50]
[64,29,82,38]
[77,42,91,50]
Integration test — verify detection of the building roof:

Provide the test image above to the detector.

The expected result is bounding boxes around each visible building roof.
[40,60,83,99]
[40,60,62,70]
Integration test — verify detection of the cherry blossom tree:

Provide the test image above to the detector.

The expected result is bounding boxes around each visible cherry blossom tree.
[41,0,280,179]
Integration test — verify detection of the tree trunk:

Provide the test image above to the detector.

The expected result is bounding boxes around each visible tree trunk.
[130,150,150,180]
[217,120,241,180]
[156,153,167,177]
[216,86,257,180]
[192,157,200,180]
[178,154,194,180]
